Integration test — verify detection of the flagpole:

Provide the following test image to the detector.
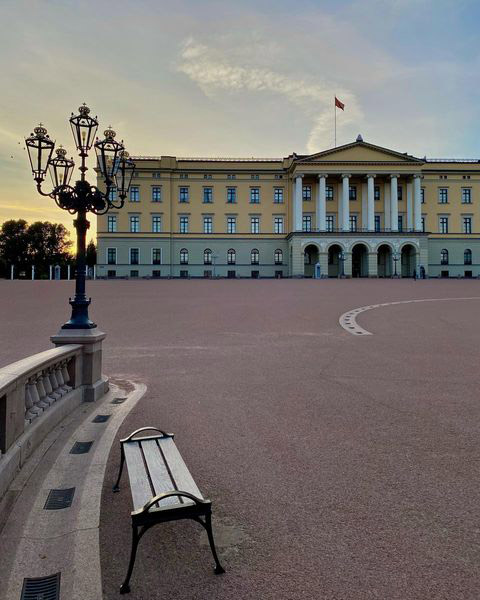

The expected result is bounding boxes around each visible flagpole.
[334,96,337,147]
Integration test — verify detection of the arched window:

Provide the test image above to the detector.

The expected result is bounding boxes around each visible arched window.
[440,249,449,265]
[227,249,236,265]
[180,248,188,264]
[464,249,472,265]
[274,249,283,265]
[204,248,212,265]
[251,249,259,265]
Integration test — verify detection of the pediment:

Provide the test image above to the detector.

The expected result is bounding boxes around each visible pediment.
[297,141,423,164]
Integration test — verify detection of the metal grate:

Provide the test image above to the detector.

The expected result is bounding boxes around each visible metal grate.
[92,414,110,423]
[111,397,127,404]
[70,441,93,454]
[21,573,61,599]
[44,488,75,510]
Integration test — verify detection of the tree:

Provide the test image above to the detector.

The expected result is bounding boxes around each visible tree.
[0,219,30,277]
[27,221,73,278]
[86,240,97,267]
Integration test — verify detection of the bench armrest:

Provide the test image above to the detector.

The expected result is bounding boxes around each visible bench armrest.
[120,427,174,443]
[133,491,207,516]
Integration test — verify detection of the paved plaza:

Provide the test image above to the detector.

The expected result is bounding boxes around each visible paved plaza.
[1,279,480,599]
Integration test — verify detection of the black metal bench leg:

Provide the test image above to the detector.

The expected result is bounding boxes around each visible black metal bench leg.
[113,444,125,492]
[204,512,225,575]
[120,524,140,594]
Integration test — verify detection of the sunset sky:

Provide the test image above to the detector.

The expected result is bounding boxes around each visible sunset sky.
[1,0,479,243]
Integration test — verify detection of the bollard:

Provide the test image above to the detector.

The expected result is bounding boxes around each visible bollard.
[49,265,52,280]
[67,265,71,280]
[10,265,14,280]
[31,265,35,280]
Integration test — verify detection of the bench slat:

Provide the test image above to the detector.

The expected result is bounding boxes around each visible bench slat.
[124,442,154,511]
[158,438,204,501]
[140,440,178,507]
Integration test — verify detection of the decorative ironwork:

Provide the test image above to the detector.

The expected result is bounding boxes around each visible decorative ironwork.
[25,104,135,329]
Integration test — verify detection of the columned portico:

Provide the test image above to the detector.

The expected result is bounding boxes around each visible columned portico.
[341,174,350,232]
[317,174,327,231]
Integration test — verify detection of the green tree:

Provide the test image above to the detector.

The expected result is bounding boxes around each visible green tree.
[86,240,97,267]
[27,221,73,278]
[0,219,30,277]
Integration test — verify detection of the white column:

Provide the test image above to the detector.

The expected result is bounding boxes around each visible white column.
[390,175,399,232]
[317,174,327,231]
[406,180,413,231]
[361,182,367,230]
[294,175,303,232]
[342,174,350,232]
[384,181,391,230]
[367,174,375,232]
[414,174,422,232]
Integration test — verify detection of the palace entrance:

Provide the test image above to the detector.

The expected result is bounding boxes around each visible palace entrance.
[351,243,369,277]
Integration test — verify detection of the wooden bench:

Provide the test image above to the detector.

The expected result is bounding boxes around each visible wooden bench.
[113,427,225,594]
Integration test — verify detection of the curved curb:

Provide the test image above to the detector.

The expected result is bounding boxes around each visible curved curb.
[339,297,480,336]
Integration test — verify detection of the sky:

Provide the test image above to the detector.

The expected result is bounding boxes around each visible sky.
[1,0,479,242]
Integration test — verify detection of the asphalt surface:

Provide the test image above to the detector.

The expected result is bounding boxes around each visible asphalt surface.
[1,279,480,599]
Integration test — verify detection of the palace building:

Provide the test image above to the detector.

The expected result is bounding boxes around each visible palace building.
[96,136,480,278]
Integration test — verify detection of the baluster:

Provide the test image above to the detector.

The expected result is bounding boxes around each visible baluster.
[55,364,68,393]
[48,368,63,400]
[37,374,54,407]
[43,370,57,403]
[61,361,73,392]
[35,375,49,409]
[25,379,43,421]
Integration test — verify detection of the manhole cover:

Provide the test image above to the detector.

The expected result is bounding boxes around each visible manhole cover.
[21,573,60,599]
[44,488,75,510]
[111,397,127,404]
[70,441,94,454]
[92,414,110,423]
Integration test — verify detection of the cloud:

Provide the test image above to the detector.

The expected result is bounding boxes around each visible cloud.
[178,38,362,154]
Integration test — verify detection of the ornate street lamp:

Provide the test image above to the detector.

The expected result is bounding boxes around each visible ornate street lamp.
[393,250,400,278]
[25,104,135,329]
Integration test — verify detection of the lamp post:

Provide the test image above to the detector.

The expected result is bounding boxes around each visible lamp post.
[392,250,400,278]
[25,104,135,329]
[338,251,345,278]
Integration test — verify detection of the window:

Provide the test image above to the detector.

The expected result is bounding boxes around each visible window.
[152,186,162,202]
[439,216,449,234]
[107,215,117,232]
[438,188,448,204]
[203,187,213,203]
[227,188,236,203]
[302,215,312,232]
[152,248,161,265]
[179,187,189,202]
[152,171,161,179]
[204,270,212,278]
[374,186,380,201]
[303,185,312,201]
[440,175,448,180]
[349,186,357,201]
[275,174,283,180]
[374,215,381,232]
[152,215,162,233]
[251,249,259,265]
[421,217,426,232]
[349,215,357,232]
[129,215,140,232]
[397,187,403,201]
[274,217,284,234]
[227,174,236,180]
[227,249,236,264]
[227,270,236,278]
[251,270,259,279]
[152,270,161,278]
[204,174,212,180]
[464,249,472,265]
[130,270,139,278]
[462,188,472,204]
[107,270,116,278]
[251,217,260,234]
[398,215,403,232]
[108,186,117,202]
[326,185,334,201]
[421,188,425,203]
[203,216,213,234]
[250,188,260,203]
[179,173,188,179]
[463,175,471,180]
[251,174,259,180]
[129,186,139,202]
[204,249,212,265]
[179,216,189,233]
[463,217,472,234]
[274,249,283,265]
[107,248,116,265]
[180,270,188,278]
[227,217,236,234]
[180,248,188,264]
[274,188,284,203]
[440,249,449,265]
[130,248,139,265]
[326,215,334,232]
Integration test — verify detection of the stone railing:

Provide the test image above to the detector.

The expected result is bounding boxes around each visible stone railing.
[0,334,108,500]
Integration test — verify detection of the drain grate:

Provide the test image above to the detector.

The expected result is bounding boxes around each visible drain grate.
[111,397,127,404]
[70,441,94,454]
[44,488,75,510]
[21,573,60,599]
[92,414,110,423]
